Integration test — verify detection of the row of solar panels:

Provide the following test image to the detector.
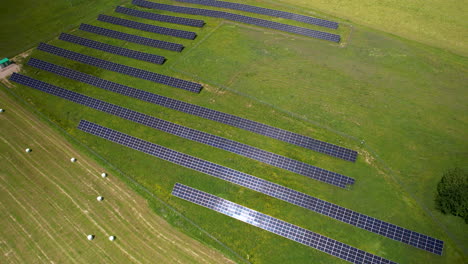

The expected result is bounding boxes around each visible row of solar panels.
[132,0,341,42]
[11,1,444,261]
[171,183,395,264]
[174,0,339,29]
[21,60,354,188]
[9,72,445,258]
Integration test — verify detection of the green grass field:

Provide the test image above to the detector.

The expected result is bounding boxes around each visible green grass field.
[0,0,127,58]
[1,0,467,263]
[272,0,468,56]
[0,89,235,263]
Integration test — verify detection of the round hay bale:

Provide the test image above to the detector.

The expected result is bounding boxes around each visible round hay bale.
[70,157,77,162]
[109,235,116,241]
[101,172,107,178]
[25,148,32,153]
[97,196,104,201]
[87,234,94,241]
[0,109,5,113]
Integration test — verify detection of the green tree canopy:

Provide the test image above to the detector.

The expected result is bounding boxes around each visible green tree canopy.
[435,168,468,223]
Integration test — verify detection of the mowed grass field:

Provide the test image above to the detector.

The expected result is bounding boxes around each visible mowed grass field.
[1,0,467,263]
[0,89,235,263]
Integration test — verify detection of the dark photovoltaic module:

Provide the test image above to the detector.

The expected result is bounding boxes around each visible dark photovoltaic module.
[26,57,355,161]
[79,23,184,52]
[174,0,338,29]
[36,43,202,93]
[15,64,354,189]
[132,0,340,42]
[59,33,165,64]
[97,14,197,40]
[19,107,439,255]
[115,6,205,27]
[172,183,396,264]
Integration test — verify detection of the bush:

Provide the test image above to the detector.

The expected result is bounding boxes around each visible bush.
[435,168,468,223]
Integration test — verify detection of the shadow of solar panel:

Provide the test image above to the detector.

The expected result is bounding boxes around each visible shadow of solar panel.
[172,183,396,264]
[36,43,202,93]
[79,24,183,52]
[132,0,340,42]
[98,14,197,40]
[22,60,355,188]
[59,33,165,64]
[27,57,354,162]
[115,6,205,27]
[175,0,338,29]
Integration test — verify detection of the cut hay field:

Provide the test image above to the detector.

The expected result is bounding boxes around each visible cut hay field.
[1,0,467,263]
[0,88,235,263]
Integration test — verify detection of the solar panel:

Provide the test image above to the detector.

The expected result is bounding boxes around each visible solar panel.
[97,14,197,40]
[132,0,340,42]
[174,0,338,29]
[19,109,441,255]
[20,62,354,189]
[79,23,184,52]
[115,6,205,27]
[172,183,395,264]
[36,43,202,93]
[27,58,356,162]
[59,33,165,64]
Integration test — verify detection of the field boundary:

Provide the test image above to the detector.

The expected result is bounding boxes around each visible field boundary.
[0,83,251,264]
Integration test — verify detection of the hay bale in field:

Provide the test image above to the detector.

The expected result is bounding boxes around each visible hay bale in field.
[97,196,104,201]
[70,157,77,162]
[109,235,116,241]
[101,172,107,178]
[25,148,32,153]
[87,234,94,241]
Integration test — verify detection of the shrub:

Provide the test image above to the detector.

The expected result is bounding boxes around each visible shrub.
[435,168,468,223]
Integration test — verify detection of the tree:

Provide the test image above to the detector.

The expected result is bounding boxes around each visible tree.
[435,168,468,223]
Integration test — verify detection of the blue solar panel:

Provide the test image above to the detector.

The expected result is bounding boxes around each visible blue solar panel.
[172,183,396,264]
[97,14,197,40]
[8,106,436,255]
[174,0,338,29]
[59,33,165,64]
[20,61,354,189]
[79,23,184,52]
[115,6,205,27]
[132,0,340,42]
[36,43,202,93]
[27,57,356,162]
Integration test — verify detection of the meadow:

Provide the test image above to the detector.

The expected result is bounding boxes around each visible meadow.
[1,0,467,263]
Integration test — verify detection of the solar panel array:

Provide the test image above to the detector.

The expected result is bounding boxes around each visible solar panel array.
[79,23,184,52]
[59,33,165,64]
[175,0,338,29]
[98,14,197,40]
[31,109,444,255]
[27,57,355,162]
[37,43,202,93]
[172,183,396,264]
[132,0,340,42]
[115,6,205,27]
[18,61,354,189]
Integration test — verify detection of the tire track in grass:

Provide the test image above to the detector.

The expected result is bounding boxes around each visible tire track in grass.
[0,159,114,263]
[0,137,145,264]
[1,114,155,261]
[0,179,78,263]
[2,115,213,263]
